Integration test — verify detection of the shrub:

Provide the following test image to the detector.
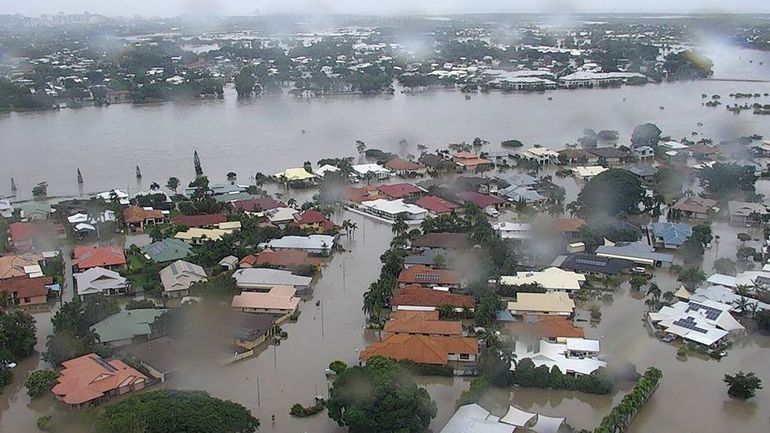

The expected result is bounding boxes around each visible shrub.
[328,360,348,375]
[290,399,325,417]
[398,360,453,377]
[37,415,52,431]
[25,370,59,398]
[458,377,489,406]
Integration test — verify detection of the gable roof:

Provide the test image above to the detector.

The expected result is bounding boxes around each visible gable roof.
[141,239,193,263]
[230,197,285,212]
[74,267,128,296]
[507,292,575,314]
[415,196,459,214]
[384,313,462,336]
[231,286,301,311]
[123,206,164,224]
[249,249,321,268]
[457,191,505,208]
[671,196,718,214]
[398,265,462,286]
[52,353,147,405]
[73,246,127,269]
[377,183,422,199]
[0,275,52,299]
[391,286,475,309]
[553,254,633,275]
[650,222,693,247]
[384,157,424,171]
[346,186,385,203]
[90,309,166,344]
[506,316,584,339]
[171,213,227,227]
[159,260,207,293]
[0,253,43,279]
[361,334,478,365]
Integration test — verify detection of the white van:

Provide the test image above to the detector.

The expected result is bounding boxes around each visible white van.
[485,208,500,218]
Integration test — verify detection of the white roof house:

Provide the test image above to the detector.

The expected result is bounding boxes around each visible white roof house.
[265,235,335,254]
[441,404,564,433]
[231,286,300,314]
[232,268,312,291]
[513,339,606,376]
[265,207,298,224]
[174,227,229,244]
[500,267,586,293]
[521,147,559,164]
[360,199,428,221]
[159,260,207,296]
[572,165,607,180]
[693,285,770,312]
[74,267,128,297]
[315,164,340,177]
[352,163,391,179]
[67,210,116,225]
[507,292,575,316]
[94,189,130,205]
[648,299,744,347]
[492,222,532,240]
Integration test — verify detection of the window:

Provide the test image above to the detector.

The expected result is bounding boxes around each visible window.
[460,353,470,360]
[24,297,31,303]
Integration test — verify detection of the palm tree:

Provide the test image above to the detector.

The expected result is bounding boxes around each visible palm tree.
[662,291,675,304]
[391,215,408,237]
[731,297,751,316]
[287,198,297,208]
[646,283,661,301]
[150,182,160,191]
[0,292,12,310]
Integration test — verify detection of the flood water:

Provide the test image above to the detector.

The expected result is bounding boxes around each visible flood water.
[2,45,770,433]
[1,46,770,200]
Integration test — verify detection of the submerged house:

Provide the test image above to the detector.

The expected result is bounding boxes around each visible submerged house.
[648,299,744,348]
[440,404,565,433]
[52,353,147,408]
[649,222,692,249]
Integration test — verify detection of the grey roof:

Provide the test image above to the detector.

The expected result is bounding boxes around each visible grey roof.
[160,260,207,293]
[554,254,633,275]
[404,249,454,267]
[498,184,544,203]
[266,235,335,251]
[141,238,193,263]
[596,242,674,263]
[626,164,658,178]
[233,268,312,288]
[229,312,280,341]
[650,222,692,247]
[91,309,166,344]
[585,147,627,159]
[502,173,538,187]
[693,286,770,311]
[74,267,128,296]
[118,336,179,373]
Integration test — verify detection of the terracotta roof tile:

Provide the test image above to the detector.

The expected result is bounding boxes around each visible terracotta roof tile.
[391,286,475,309]
[171,213,227,227]
[52,353,147,405]
[398,265,462,286]
[123,206,164,224]
[73,245,126,270]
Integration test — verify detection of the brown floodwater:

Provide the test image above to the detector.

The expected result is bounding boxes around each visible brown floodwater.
[2,46,770,433]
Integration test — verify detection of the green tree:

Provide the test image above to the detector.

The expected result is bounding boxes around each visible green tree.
[570,169,645,218]
[713,258,737,276]
[24,370,59,398]
[94,389,259,433]
[698,163,757,195]
[677,267,706,291]
[723,371,762,400]
[166,177,180,194]
[630,123,661,148]
[0,309,37,359]
[327,357,437,433]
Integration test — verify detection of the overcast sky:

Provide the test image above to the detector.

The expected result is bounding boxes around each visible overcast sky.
[1,0,769,17]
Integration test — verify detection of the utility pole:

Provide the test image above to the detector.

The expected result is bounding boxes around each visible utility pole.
[256,377,261,408]
[320,299,325,340]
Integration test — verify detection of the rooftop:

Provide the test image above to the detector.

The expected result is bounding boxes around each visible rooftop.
[90,308,166,344]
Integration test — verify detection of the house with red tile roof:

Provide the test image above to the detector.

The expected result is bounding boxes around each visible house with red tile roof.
[505,316,585,342]
[452,151,493,172]
[240,249,322,269]
[377,183,423,200]
[171,213,227,228]
[0,275,51,306]
[360,334,478,367]
[292,210,336,233]
[123,206,166,233]
[230,197,285,212]
[345,186,385,203]
[383,157,427,176]
[52,353,148,407]
[391,285,475,311]
[9,222,65,252]
[456,191,505,211]
[398,265,463,288]
[72,245,127,271]
[384,310,462,337]
[415,196,459,215]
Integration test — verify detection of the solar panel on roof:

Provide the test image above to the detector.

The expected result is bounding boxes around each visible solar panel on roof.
[574,258,607,267]
[90,355,118,372]
[687,302,721,321]
[755,276,770,287]
[415,273,440,283]
[672,317,708,334]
